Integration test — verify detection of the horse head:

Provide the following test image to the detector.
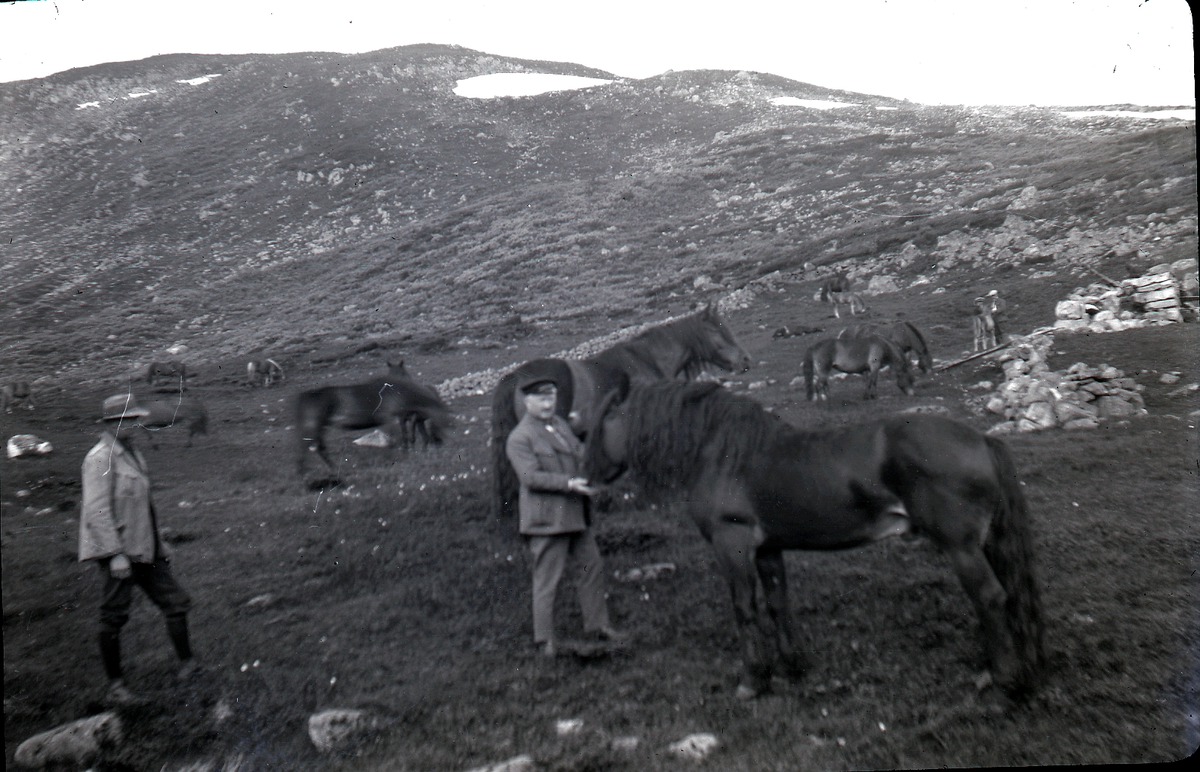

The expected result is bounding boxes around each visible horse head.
[698,303,752,374]
[583,387,630,484]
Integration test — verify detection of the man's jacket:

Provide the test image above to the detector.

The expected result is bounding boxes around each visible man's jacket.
[79,432,169,563]
[506,413,589,536]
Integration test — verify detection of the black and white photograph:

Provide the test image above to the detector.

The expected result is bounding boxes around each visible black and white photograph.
[2,1,1196,769]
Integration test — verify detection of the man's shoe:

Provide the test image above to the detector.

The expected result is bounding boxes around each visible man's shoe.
[594,626,629,643]
[104,679,143,707]
[177,659,204,681]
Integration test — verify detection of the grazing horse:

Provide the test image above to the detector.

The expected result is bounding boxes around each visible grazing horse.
[296,362,452,474]
[247,358,285,387]
[584,382,1046,699]
[146,361,188,392]
[2,382,34,413]
[490,303,752,519]
[137,396,208,447]
[804,335,914,401]
[814,274,867,318]
[838,321,933,373]
[973,297,998,351]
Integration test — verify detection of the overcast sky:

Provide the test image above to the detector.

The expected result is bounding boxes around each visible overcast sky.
[1,0,1194,105]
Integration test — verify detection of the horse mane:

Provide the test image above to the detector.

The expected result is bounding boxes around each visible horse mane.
[620,381,781,498]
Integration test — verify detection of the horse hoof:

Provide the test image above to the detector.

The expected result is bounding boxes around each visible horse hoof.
[735,684,759,701]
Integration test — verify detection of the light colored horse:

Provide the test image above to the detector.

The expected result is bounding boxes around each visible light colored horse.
[247,359,285,387]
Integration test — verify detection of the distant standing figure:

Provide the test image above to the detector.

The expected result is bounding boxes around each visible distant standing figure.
[973,297,998,351]
[80,394,198,706]
[986,289,1009,343]
[505,377,625,657]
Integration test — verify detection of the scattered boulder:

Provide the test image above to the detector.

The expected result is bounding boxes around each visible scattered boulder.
[352,429,392,448]
[307,708,376,753]
[863,275,902,295]
[464,755,535,772]
[14,712,122,769]
[669,733,721,761]
[7,434,53,459]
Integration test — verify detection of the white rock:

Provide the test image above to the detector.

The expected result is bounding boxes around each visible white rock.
[864,275,901,295]
[1055,300,1086,320]
[7,435,54,459]
[555,718,583,736]
[1024,402,1058,429]
[669,733,720,760]
[308,709,372,753]
[15,712,122,769]
[464,755,535,772]
[612,736,640,752]
[352,429,392,448]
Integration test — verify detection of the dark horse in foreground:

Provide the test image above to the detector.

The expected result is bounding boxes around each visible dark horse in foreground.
[804,335,914,401]
[490,303,751,518]
[297,362,452,477]
[837,320,933,373]
[584,382,1046,699]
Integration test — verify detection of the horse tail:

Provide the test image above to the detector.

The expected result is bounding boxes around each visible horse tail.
[983,435,1046,691]
[491,371,522,519]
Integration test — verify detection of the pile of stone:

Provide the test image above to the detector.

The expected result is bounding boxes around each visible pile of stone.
[977,335,1146,435]
[1054,258,1198,332]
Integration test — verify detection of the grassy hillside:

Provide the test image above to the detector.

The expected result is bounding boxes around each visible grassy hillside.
[4,44,1191,389]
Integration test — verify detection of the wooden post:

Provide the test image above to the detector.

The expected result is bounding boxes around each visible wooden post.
[934,340,1013,372]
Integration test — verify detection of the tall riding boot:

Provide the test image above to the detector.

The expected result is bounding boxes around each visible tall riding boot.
[99,631,122,680]
[166,615,193,661]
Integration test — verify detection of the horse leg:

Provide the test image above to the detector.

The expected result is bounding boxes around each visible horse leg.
[863,363,879,400]
[915,479,1022,689]
[710,521,773,699]
[756,549,808,680]
[945,544,1021,689]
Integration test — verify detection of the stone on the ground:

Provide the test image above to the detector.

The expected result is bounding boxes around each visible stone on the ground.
[352,429,392,448]
[669,733,721,760]
[14,712,122,769]
[465,755,535,772]
[7,435,54,459]
[308,709,374,753]
[1095,396,1137,419]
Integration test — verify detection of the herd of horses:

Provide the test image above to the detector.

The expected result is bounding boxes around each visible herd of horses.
[9,284,1047,700]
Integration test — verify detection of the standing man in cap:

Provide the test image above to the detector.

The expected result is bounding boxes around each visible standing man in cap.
[506,377,624,657]
[986,289,1009,343]
[80,393,198,705]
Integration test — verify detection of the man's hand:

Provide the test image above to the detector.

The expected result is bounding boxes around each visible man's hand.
[567,478,598,496]
[109,554,132,579]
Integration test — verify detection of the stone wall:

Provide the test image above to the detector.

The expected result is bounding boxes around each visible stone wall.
[969,334,1147,435]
